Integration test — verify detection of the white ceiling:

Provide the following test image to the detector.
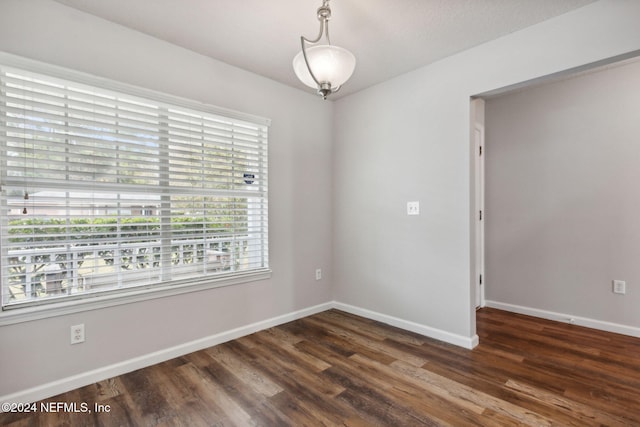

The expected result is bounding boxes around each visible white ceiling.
[53,0,596,99]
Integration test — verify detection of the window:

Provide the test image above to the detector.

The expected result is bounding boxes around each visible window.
[0,57,269,311]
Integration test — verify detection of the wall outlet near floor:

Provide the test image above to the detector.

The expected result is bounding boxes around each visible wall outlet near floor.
[315,268,322,281]
[70,324,85,344]
[612,280,626,295]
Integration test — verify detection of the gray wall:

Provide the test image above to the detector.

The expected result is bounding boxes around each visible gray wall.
[332,0,640,342]
[0,0,334,398]
[485,59,640,329]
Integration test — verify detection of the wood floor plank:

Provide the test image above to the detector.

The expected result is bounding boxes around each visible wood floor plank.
[327,356,486,426]
[195,353,290,425]
[239,333,346,398]
[504,379,630,427]
[118,367,175,425]
[303,315,429,367]
[2,307,639,426]
[392,358,554,426]
[299,332,454,425]
[175,361,253,426]
[249,327,333,373]
[148,363,214,427]
[221,338,358,423]
[297,317,398,365]
[204,345,284,398]
[295,337,474,425]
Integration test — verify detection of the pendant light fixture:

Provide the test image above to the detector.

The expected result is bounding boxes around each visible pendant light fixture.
[292,0,356,100]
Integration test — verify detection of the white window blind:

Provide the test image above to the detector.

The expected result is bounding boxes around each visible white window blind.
[0,63,269,310]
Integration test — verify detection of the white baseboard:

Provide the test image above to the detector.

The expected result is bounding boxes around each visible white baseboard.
[2,300,480,406]
[485,300,640,338]
[0,302,333,407]
[333,302,479,350]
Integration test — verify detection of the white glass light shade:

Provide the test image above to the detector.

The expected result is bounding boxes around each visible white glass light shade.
[293,45,356,89]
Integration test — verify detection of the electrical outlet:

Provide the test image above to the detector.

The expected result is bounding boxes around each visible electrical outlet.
[70,324,85,344]
[612,280,626,295]
[315,268,322,281]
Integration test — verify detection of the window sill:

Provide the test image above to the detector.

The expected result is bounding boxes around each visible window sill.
[0,269,271,326]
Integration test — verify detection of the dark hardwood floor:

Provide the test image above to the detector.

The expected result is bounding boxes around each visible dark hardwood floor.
[2,307,640,426]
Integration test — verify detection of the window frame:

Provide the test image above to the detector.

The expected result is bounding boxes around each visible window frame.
[0,53,271,325]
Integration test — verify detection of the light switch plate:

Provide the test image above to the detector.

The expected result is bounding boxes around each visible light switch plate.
[407,201,420,215]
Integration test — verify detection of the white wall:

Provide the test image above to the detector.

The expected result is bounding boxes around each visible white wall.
[0,0,334,400]
[333,0,640,344]
[485,58,640,331]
